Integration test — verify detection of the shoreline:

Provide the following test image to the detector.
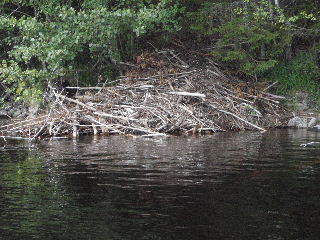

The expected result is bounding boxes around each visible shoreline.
[2,48,314,140]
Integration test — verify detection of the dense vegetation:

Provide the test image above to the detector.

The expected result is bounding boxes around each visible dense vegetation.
[0,0,319,105]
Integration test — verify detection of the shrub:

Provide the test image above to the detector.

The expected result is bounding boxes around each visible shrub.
[189,0,319,77]
[266,51,320,99]
[0,0,184,103]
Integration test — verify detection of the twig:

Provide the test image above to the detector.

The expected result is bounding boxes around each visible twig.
[210,104,266,131]
[168,91,206,98]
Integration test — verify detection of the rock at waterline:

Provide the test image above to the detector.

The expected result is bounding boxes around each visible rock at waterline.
[307,117,318,128]
[287,117,308,128]
[309,125,320,132]
[288,116,319,129]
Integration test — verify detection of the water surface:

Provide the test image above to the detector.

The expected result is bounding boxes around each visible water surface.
[1,129,320,240]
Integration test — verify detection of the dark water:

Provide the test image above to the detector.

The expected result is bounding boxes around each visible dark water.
[1,130,320,240]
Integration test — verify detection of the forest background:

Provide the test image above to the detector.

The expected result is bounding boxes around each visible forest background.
[0,0,319,108]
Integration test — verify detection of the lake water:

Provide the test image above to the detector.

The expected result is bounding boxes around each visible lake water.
[1,129,320,240]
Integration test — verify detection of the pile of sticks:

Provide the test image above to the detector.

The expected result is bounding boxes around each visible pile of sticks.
[0,49,289,140]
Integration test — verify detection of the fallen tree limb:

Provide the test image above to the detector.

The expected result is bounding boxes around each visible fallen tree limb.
[168,91,206,98]
[93,111,139,122]
[1,48,288,139]
[210,105,266,132]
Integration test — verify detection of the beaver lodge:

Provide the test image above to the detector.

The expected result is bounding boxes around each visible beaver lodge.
[0,48,290,140]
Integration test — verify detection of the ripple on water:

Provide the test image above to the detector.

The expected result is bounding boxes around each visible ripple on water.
[1,129,320,240]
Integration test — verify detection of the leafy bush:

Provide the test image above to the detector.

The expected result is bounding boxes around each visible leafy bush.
[189,0,318,77]
[0,0,184,103]
[266,51,320,99]
[211,0,290,76]
[1,0,319,107]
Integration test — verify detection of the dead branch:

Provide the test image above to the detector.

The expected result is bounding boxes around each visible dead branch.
[1,48,289,139]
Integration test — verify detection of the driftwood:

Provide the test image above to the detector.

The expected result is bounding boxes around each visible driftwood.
[168,91,206,98]
[300,142,320,147]
[0,49,289,140]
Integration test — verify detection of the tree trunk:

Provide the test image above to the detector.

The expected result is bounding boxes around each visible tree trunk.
[285,44,293,60]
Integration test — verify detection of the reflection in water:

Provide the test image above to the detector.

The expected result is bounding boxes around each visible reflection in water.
[1,129,320,240]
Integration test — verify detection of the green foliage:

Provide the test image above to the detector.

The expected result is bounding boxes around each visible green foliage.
[0,0,184,103]
[0,0,319,106]
[188,1,236,36]
[211,0,287,75]
[192,0,318,77]
[266,52,320,98]
[0,60,46,102]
